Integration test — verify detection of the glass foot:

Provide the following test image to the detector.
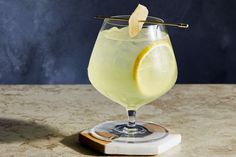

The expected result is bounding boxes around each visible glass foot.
[90,121,168,143]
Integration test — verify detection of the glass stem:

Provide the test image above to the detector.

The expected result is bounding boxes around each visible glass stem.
[127,110,136,128]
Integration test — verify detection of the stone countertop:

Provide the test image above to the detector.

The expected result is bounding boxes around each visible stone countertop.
[0,85,235,157]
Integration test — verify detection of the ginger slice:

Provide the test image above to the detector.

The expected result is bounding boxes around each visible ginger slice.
[129,4,149,38]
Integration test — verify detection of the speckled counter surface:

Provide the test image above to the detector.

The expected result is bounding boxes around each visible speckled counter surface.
[0,85,235,157]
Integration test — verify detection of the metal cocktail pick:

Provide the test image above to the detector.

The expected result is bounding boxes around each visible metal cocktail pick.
[94,16,189,29]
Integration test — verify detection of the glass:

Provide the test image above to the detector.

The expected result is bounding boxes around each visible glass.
[88,15,177,143]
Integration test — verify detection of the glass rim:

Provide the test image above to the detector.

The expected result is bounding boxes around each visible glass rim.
[104,15,165,27]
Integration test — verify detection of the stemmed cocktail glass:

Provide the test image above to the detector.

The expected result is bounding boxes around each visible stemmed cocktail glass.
[88,15,177,143]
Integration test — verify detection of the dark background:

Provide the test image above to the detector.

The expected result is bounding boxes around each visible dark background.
[0,0,235,84]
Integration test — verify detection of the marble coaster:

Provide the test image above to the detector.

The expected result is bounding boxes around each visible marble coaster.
[78,130,181,155]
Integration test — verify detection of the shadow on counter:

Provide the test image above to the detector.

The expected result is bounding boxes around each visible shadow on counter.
[0,117,62,143]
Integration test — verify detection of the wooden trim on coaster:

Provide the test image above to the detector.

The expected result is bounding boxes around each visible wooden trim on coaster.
[78,131,110,153]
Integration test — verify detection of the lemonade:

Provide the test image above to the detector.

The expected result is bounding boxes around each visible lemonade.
[88,26,177,110]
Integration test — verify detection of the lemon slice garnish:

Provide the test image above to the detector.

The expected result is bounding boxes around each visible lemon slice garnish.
[133,40,177,96]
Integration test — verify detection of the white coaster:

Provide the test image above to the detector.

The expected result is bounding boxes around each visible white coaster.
[79,130,181,155]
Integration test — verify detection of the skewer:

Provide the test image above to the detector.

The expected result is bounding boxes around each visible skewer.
[94,16,189,29]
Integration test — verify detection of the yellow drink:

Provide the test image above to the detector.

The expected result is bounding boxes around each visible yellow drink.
[88,27,177,110]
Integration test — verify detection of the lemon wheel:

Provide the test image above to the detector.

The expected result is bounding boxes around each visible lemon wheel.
[133,40,177,96]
